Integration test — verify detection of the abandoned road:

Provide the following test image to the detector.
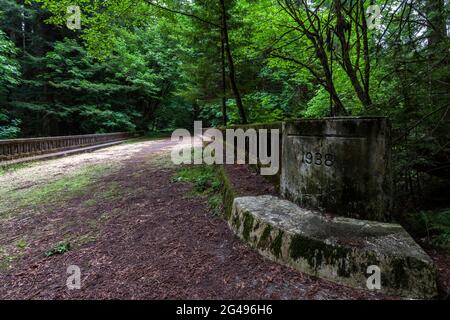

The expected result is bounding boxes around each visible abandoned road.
[0,139,384,299]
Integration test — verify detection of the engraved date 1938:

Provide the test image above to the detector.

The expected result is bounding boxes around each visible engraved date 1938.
[303,152,335,167]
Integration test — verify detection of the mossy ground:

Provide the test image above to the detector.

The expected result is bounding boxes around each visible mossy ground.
[0,240,28,271]
[0,161,36,176]
[0,163,124,270]
[0,140,162,270]
[0,164,115,219]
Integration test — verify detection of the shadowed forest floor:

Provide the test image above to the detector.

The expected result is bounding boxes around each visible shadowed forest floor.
[0,139,399,299]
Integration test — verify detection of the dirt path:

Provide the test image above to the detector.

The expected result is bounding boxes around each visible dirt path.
[0,139,383,300]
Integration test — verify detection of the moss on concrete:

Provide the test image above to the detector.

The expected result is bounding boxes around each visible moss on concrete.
[289,234,350,276]
[258,225,272,249]
[390,258,409,289]
[216,165,237,221]
[271,230,284,259]
[229,195,438,299]
[242,212,255,241]
[232,213,241,230]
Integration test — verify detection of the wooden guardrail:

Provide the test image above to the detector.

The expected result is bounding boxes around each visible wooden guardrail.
[0,132,139,162]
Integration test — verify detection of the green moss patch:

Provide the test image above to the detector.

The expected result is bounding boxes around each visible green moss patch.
[270,230,284,259]
[232,213,241,230]
[242,212,255,241]
[289,234,351,275]
[258,225,272,249]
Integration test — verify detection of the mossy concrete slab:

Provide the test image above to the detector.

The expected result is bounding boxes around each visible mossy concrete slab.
[230,195,437,299]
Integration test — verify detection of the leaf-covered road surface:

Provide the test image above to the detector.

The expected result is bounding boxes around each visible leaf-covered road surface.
[0,139,385,300]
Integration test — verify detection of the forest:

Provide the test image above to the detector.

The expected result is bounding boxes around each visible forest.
[0,1,449,237]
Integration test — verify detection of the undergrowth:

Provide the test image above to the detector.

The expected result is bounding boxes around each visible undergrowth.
[45,242,71,257]
[403,208,450,252]
[172,165,223,216]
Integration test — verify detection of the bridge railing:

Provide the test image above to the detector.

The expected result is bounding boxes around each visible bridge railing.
[0,132,138,162]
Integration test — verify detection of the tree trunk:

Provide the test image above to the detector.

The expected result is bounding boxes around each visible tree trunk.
[334,0,372,108]
[326,78,346,116]
[221,28,227,126]
[314,37,347,115]
[219,0,247,124]
[140,100,157,132]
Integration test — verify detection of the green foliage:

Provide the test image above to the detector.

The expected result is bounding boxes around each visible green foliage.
[172,164,223,216]
[1,1,187,136]
[45,242,71,257]
[0,29,20,95]
[0,28,21,138]
[207,195,222,216]
[172,165,222,195]
[30,0,152,58]
[79,106,136,133]
[0,118,21,139]
[404,209,450,251]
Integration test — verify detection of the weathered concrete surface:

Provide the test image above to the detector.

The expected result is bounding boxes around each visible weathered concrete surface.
[281,117,392,222]
[230,196,438,299]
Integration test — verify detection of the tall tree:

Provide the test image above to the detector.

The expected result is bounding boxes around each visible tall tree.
[31,0,249,124]
[220,0,247,123]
